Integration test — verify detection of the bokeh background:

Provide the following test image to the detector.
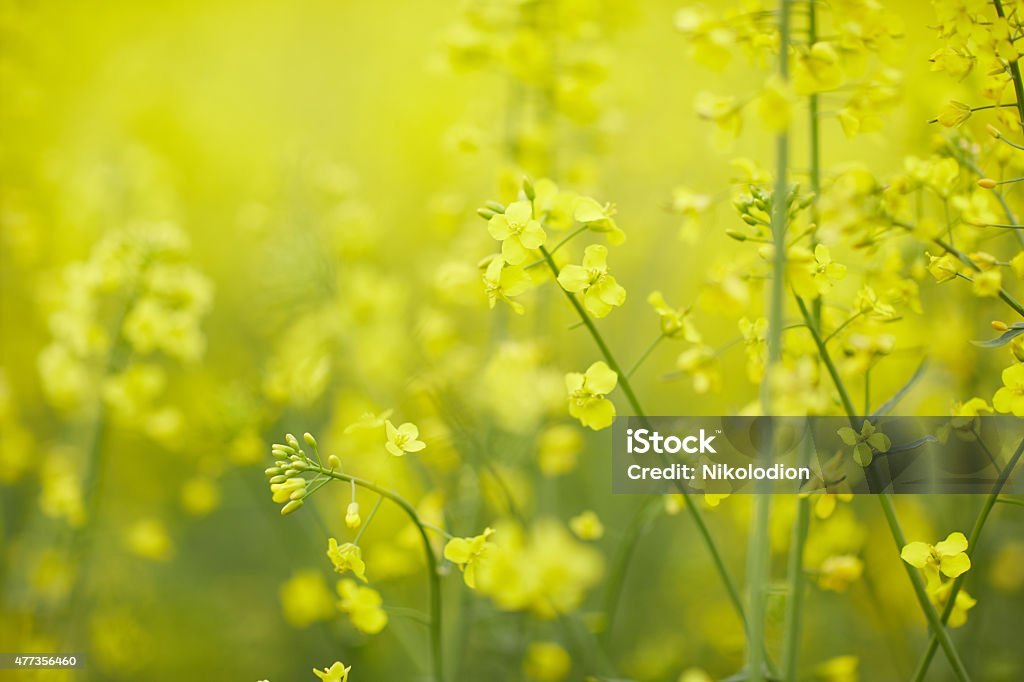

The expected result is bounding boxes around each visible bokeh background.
[2,0,1024,680]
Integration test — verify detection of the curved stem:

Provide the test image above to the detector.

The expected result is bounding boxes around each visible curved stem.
[909,436,1024,681]
[627,334,666,378]
[307,464,444,682]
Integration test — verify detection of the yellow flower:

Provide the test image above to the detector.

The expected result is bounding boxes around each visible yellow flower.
[647,291,700,341]
[574,197,625,245]
[676,345,720,394]
[568,510,604,541]
[557,245,627,318]
[811,245,847,295]
[336,579,388,634]
[384,420,426,456]
[312,661,351,682]
[487,200,546,264]
[926,252,961,282]
[125,518,173,562]
[482,256,532,315]
[444,527,495,588]
[901,531,972,589]
[972,269,1002,298]
[565,361,618,430]
[936,100,972,127]
[815,655,858,682]
[793,41,843,94]
[537,425,582,477]
[993,363,1024,416]
[739,317,768,382]
[523,641,571,682]
[326,538,367,582]
[755,75,792,131]
[817,555,863,592]
[930,581,977,628]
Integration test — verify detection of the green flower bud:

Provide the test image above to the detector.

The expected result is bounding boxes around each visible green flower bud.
[269,475,287,484]
[303,432,318,448]
[281,499,304,516]
[327,454,342,470]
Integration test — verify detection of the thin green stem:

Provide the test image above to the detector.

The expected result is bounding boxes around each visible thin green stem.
[306,464,444,682]
[353,495,384,545]
[993,0,1024,128]
[909,436,1024,681]
[601,497,661,644]
[781,437,813,681]
[749,3,790,680]
[626,334,666,378]
[538,244,759,658]
[995,496,1024,507]
[795,295,972,681]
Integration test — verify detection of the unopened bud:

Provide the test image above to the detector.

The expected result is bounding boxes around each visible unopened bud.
[346,502,362,529]
[281,499,304,516]
[477,207,495,220]
[978,178,998,189]
[285,433,300,449]
[327,454,341,470]
[485,200,505,213]
[725,229,748,242]
[269,475,287,484]
[993,320,1010,331]
[522,176,536,201]
[303,432,318,449]
[289,488,307,501]
[987,124,1002,138]
[265,467,282,477]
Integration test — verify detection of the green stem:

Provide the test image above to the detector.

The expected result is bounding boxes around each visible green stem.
[795,295,972,682]
[353,495,384,545]
[995,496,1024,507]
[626,334,665,378]
[538,244,758,657]
[781,437,813,680]
[307,464,444,682]
[601,497,661,644]
[993,0,1024,128]
[909,436,1024,681]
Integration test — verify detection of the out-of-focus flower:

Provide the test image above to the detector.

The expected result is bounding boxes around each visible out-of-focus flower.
[523,641,571,682]
[280,570,334,628]
[569,510,604,541]
[336,579,387,634]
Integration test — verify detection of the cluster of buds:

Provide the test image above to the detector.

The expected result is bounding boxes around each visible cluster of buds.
[265,432,319,515]
[727,183,814,241]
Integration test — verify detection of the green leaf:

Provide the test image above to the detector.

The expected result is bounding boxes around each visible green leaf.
[853,443,873,467]
[867,432,891,452]
[971,326,1024,348]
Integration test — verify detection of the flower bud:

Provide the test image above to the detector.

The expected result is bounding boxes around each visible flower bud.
[285,433,300,449]
[265,467,283,477]
[477,207,496,220]
[977,178,998,189]
[269,475,287,484]
[345,502,362,529]
[303,432,318,448]
[522,176,536,201]
[992,320,1009,332]
[281,499,304,516]
[327,454,342,470]
[987,124,1002,138]
[485,200,505,213]
[289,488,307,501]
[725,229,748,242]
